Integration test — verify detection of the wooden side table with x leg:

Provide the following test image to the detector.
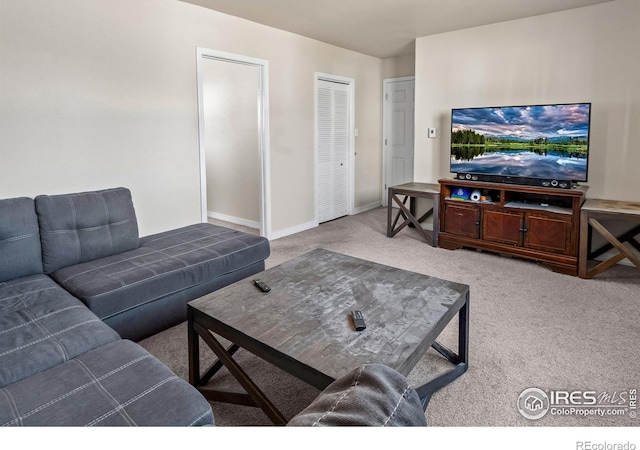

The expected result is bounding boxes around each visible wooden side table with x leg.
[387,182,440,247]
[579,199,640,278]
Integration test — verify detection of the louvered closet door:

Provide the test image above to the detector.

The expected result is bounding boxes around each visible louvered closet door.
[317,79,350,223]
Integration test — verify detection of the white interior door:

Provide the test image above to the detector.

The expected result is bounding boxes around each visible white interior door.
[383,78,415,205]
[316,79,351,223]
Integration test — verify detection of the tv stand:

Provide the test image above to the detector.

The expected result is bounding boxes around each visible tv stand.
[438,178,588,275]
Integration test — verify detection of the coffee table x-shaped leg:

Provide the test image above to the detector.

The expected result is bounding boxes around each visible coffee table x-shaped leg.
[414,295,469,410]
[188,312,288,425]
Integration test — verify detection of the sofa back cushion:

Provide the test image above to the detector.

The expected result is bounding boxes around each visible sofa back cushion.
[0,197,44,282]
[35,187,140,274]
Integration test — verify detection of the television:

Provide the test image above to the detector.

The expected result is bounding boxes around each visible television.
[450,102,591,188]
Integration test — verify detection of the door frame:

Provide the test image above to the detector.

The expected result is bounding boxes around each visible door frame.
[382,76,415,207]
[314,72,355,225]
[196,47,271,238]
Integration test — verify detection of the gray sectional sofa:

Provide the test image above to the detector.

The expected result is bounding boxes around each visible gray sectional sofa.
[0,187,426,426]
[0,187,269,426]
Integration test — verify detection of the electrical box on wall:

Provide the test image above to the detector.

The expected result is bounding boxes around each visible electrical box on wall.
[428,128,437,138]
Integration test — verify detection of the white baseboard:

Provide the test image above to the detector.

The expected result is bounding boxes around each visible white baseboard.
[269,220,318,241]
[352,201,381,215]
[207,211,260,230]
[268,203,380,240]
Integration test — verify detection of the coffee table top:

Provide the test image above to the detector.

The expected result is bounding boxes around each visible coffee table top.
[189,248,469,386]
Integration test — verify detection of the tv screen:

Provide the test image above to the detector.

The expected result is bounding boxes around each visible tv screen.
[450,103,591,183]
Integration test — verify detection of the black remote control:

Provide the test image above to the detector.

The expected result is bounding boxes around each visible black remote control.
[253,279,271,292]
[351,310,366,331]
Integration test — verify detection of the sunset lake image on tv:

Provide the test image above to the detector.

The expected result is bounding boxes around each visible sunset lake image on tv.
[451,103,591,181]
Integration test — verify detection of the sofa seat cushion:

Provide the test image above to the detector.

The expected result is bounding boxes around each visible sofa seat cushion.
[0,275,120,388]
[51,223,270,321]
[0,339,214,426]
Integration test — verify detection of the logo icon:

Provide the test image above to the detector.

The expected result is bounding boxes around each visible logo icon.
[518,388,550,420]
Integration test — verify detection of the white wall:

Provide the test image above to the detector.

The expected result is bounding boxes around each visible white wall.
[382,53,416,79]
[414,0,640,201]
[0,0,383,236]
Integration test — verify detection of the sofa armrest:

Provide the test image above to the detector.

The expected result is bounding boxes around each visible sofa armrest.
[287,364,427,426]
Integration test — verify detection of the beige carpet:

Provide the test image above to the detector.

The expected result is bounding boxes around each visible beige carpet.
[140,207,640,427]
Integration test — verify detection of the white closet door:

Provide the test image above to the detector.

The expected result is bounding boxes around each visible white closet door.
[317,79,350,223]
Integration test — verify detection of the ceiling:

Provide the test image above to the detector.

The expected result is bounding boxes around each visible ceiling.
[180,0,614,58]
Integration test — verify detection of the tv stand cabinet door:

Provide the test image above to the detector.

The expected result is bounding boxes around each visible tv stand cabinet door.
[482,209,524,246]
[524,213,572,254]
[443,203,480,238]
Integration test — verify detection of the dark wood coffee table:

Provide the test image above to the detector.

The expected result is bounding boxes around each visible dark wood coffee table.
[188,248,469,425]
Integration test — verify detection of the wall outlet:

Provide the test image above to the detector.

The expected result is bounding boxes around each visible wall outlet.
[428,128,437,138]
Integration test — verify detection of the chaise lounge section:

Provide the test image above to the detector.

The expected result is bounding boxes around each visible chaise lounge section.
[35,187,270,341]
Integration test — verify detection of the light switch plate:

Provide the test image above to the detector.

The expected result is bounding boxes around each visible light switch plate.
[428,128,437,138]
